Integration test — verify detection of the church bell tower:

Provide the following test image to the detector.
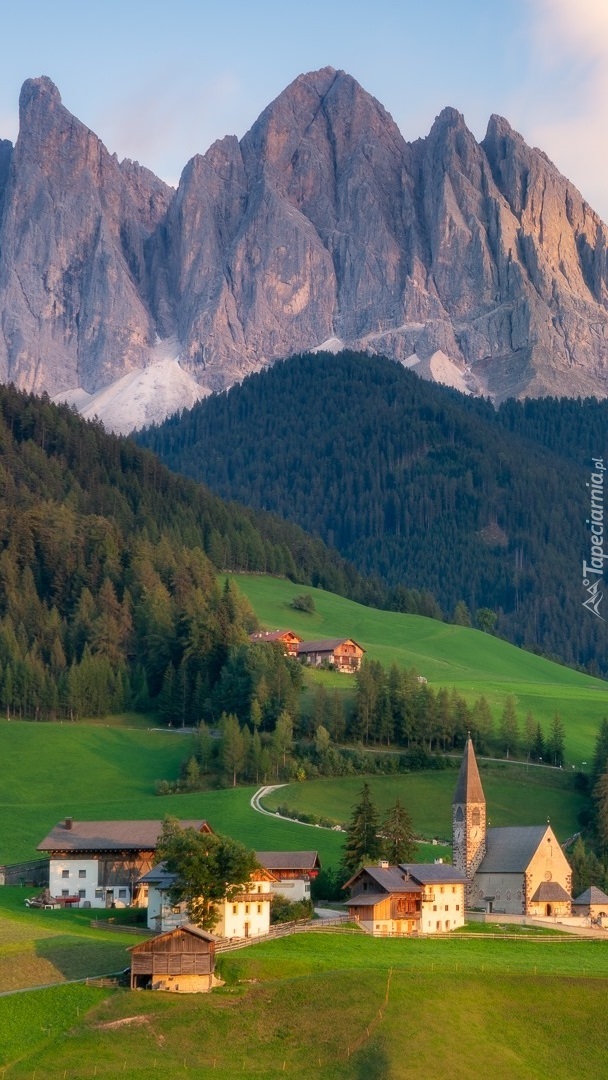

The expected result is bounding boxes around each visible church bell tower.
[452,736,486,896]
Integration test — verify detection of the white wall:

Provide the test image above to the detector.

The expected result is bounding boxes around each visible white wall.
[420,883,465,933]
[49,858,132,908]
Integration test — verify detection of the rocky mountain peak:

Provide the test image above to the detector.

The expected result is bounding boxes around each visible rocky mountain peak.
[2,70,608,431]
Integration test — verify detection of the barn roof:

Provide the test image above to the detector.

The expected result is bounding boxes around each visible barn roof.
[38,819,211,852]
[249,630,302,643]
[477,826,550,874]
[256,851,320,872]
[297,638,363,653]
[343,866,421,894]
[128,923,217,952]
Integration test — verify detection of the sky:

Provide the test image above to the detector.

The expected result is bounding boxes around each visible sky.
[1,0,608,218]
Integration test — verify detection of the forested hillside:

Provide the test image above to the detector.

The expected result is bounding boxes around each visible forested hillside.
[0,386,372,720]
[138,352,606,675]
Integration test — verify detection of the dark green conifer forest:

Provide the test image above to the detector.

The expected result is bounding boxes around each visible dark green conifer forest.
[0,385,372,721]
[137,351,608,674]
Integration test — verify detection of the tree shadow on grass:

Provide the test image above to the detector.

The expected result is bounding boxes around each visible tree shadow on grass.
[34,936,129,982]
[351,1035,391,1079]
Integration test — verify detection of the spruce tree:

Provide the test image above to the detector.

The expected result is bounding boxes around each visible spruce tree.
[381,800,417,864]
[342,782,382,874]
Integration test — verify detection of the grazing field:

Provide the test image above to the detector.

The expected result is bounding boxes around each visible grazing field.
[0,887,146,994]
[0,720,344,866]
[2,933,608,1078]
[227,573,608,761]
[263,765,585,843]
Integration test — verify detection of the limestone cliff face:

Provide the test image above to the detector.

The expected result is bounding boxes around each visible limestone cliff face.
[0,78,172,393]
[2,69,608,419]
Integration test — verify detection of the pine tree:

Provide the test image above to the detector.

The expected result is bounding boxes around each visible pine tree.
[499,696,519,758]
[381,800,417,864]
[342,782,382,874]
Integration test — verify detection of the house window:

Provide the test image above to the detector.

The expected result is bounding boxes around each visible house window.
[95,888,103,898]
[257,904,262,914]
[118,889,127,899]
[257,885,262,893]
[445,905,449,912]
[440,886,444,894]
[233,904,238,915]
[61,869,69,879]
[433,905,437,912]
[456,905,460,912]
[62,889,69,897]
[78,889,86,899]
[452,886,456,893]
[245,904,250,914]
[436,921,441,930]
[78,869,86,879]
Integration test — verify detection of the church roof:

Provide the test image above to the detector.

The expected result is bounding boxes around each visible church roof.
[477,825,549,874]
[453,737,485,805]
[572,885,608,907]
[529,881,571,903]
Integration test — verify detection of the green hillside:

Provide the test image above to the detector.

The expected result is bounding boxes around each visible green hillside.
[0,720,343,867]
[2,934,608,1078]
[227,573,608,763]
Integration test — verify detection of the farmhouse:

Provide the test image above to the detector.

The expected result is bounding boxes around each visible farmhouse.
[256,850,320,901]
[129,924,221,993]
[345,861,467,935]
[453,738,572,916]
[297,637,365,672]
[37,818,212,909]
[248,629,303,656]
[138,862,276,938]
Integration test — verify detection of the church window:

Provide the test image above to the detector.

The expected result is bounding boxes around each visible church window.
[471,808,481,826]
[455,807,464,822]
[506,890,512,901]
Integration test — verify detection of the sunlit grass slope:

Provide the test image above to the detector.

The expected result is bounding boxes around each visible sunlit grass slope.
[2,934,608,1078]
[228,573,608,761]
[0,721,342,866]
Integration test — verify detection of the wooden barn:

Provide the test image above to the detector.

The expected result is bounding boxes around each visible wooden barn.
[249,629,303,656]
[297,638,365,673]
[129,924,221,993]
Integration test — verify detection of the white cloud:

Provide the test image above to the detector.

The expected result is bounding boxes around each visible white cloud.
[522,0,608,219]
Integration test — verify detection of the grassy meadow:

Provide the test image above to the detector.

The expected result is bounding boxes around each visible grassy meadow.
[263,765,585,843]
[0,720,344,867]
[227,573,608,761]
[2,932,608,1078]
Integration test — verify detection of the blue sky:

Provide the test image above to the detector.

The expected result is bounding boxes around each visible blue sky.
[2,0,608,218]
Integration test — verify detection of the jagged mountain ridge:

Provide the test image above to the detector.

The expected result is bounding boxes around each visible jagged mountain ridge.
[1,68,608,431]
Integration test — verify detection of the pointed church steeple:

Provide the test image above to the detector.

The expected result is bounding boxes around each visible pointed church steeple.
[452,736,486,899]
[453,735,485,806]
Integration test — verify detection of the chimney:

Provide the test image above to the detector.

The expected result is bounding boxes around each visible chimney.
[64,816,73,830]
[434,858,443,864]
[380,860,389,869]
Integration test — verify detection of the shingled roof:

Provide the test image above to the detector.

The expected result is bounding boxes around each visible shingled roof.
[573,885,608,907]
[38,819,211,852]
[297,638,362,654]
[529,881,572,903]
[453,737,485,806]
[400,863,468,886]
[256,851,320,872]
[477,826,550,874]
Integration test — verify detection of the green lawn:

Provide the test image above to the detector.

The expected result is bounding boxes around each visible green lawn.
[2,934,608,1078]
[0,720,344,866]
[263,765,585,843]
[228,573,608,761]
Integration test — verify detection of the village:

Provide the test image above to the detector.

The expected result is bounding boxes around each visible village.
[19,737,606,995]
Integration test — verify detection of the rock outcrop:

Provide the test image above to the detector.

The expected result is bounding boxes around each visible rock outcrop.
[2,68,608,427]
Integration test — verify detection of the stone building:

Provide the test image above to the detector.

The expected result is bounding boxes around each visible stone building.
[453,738,572,917]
